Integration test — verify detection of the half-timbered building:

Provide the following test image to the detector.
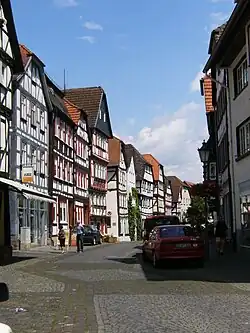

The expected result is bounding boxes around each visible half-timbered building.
[0,0,23,257]
[46,77,75,238]
[107,137,128,240]
[8,45,55,249]
[143,154,165,215]
[64,98,91,228]
[124,144,154,223]
[164,176,172,215]
[65,86,113,234]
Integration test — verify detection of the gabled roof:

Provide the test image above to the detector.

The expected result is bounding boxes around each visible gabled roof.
[46,75,70,118]
[208,23,227,55]
[123,144,133,169]
[108,137,121,167]
[143,154,162,181]
[1,0,23,74]
[166,176,185,203]
[183,181,195,188]
[19,44,45,68]
[63,98,80,124]
[64,86,103,127]
[125,144,152,181]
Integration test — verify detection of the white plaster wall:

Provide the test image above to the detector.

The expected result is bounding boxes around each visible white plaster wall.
[228,45,250,233]
[106,190,118,236]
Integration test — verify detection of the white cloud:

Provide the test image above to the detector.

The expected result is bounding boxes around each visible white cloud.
[83,21,103,31]
[125,102,208,182]
[190,69,203,93]
[77,36,96,44]
[53,0,77,7]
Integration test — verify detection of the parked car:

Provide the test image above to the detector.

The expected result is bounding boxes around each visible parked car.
[82,225,102,245]
[142,224,205,268]
[142,215,180,241]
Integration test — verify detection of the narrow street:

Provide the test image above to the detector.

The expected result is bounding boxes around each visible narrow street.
[1,243,250,333]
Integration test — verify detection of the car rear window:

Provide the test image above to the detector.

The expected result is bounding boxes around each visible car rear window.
[160,226,195,238]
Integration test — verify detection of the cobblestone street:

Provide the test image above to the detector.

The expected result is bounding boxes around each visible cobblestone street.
[1,242,250,332]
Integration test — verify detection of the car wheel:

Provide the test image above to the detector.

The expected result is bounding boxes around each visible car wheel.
[152,252,160,268]
[92,238,97,246]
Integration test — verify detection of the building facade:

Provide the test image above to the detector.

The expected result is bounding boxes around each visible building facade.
[64,98,90,228]
[0,0,23,256]
[125,144,154,223]
[8,45,55,249]
[164,176,172,215]
[143,154,165,215]
[65,86,113,234]
[46,77,75,238]
[203,0,250,247]
[167,176,183,218]
[107,137,128,240]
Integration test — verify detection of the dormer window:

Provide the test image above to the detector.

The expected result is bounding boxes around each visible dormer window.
[99,110,102,119]
[103,112,106,122]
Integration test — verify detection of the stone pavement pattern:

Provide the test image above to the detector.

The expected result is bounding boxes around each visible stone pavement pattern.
[1,242,250,332]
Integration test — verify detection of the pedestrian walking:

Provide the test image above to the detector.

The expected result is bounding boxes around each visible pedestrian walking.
[58,224,66,253]
[76,222,84,253]
[215,217,228,255]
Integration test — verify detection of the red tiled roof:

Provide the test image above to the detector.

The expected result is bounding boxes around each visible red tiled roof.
[19,44,32,67]
[108,137,121,166]
[143,154,160,181]
[63,98,80,124]
[64,87,103,128]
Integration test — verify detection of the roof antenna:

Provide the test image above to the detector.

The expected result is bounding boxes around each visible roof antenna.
[63,69,66,93]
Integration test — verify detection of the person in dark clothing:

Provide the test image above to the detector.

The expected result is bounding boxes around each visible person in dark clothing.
[76,222,84,253]
[215,218,228,255]
[58,224,66,253]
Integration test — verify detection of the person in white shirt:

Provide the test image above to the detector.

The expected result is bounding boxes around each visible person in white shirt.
[76,222,84,253]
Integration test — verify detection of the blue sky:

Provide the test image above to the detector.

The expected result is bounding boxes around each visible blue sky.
[11,0,235,181]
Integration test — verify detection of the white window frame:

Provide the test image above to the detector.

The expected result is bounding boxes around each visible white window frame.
[234,57,248,96]
[20,95,27,119]
[238,119,250,157]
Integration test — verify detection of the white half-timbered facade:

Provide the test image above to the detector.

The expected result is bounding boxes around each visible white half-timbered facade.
[65,86,113,235]
[107,137,128,240]
[46,80,75,238]
[143,154,165,215]
[125,145,154,223]
[64,98,90,227]
[0,1,23,255]
[164,176,172,215]
[8,45,55,249]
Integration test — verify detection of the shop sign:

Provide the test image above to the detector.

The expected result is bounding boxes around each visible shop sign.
[22,166,34,183]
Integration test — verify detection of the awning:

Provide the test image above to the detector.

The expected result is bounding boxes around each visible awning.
[0,177,56,203]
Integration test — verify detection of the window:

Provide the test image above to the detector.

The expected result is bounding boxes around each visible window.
[20,95,27,119]
[99,110,102,119]
[209,162,216,181]
[31,103,36,126]
[233,56,248,97]
[40,109,45,131]
[218,132,229,173]
[40,152,45,174]
[103,112,106,122]
[1,63,6,86]
[21,142,27,165]
[237,119,250,158]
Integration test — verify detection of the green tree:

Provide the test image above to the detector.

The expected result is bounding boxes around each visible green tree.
[128,188,142,241]
[186,196,206,226]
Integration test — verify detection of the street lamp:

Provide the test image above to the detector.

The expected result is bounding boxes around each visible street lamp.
[198,140,210,165]
[198,140,211,260]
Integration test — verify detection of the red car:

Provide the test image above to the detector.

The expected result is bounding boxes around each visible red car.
[142,224,205,268]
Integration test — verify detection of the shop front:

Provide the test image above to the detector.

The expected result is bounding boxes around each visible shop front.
[0,183,11,260]
[0,177,55,250]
